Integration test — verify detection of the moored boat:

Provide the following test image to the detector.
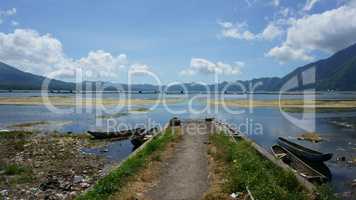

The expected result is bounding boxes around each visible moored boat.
[277,137,333,162]
[88,128,144,140]
[131,127,159,148]
[272,145,329,183]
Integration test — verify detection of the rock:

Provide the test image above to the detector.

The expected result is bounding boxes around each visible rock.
[73,175,84,184]
[352,179,356,188]
[80,182,90,188]
[68,191,77,198]
[0,190,8,197]
[40,178,60,191]
[230,192,240,199]
[55,193,66,199]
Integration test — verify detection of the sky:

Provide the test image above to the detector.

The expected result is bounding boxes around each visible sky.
[0,0,356,84]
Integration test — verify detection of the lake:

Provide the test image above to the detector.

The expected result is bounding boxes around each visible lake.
[0,92,355,197]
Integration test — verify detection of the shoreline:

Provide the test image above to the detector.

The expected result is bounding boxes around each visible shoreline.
[1,97,356,108]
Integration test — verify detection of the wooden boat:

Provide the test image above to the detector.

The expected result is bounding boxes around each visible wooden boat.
[278,137,333,162]
[88,128,144,140]
[205,118,214,122]
[131,127,159,148]
[169,117,181,127]
[272,145,329,183]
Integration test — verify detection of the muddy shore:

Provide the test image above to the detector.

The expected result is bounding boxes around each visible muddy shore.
[0,131,110,200]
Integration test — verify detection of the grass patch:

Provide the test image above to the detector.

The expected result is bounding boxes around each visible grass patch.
[0,164,35,186]
[0,131,32,151]
[209,133,308,200]
[75,128,178,200]
[316,185,340,200]
[0,131,32,139]
[3,164,31,176]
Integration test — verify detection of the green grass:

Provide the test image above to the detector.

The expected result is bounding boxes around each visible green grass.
[316,185,340,200]
[0,131,33,151]
[0,164,35,186]
[3,164,29,175]
[0,131,32,139]
[75,128,177,200]
[210,133,308,200]
[210,133,338,200]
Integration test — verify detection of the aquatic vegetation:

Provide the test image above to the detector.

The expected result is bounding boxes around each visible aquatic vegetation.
[97,107,149,119]
[129,107,150,113]
[8,121,49,128]
[282,107,356,113]
[97,112,129,119]
[76,128,178,200]
[298,132,323,143]
[210,99,356,109]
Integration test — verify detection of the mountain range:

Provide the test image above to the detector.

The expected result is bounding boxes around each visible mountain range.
[1,43,356,92]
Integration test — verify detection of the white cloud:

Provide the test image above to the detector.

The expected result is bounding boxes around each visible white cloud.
[0,8,16,16]
[0,8,16,24]
[303,0,321,11]
[219,21,283,41]
[218,21,257,40]
[261,23,283,41]
[272,0,280,7]
[11,20,19,26]
[267,2,356,62]
[266,45,314,63]
[129,64,151,75]
[0,29,129,81]
[180,58,243,76]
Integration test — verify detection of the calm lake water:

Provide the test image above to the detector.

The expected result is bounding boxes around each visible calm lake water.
[0,92,355,197]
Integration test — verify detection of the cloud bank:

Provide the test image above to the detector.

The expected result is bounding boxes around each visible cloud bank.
[0,29,129,81]
[267,2,356,62]
[180,58,243,76]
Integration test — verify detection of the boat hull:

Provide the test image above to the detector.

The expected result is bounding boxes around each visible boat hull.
[272,145,329,183]
[278,137,333,162]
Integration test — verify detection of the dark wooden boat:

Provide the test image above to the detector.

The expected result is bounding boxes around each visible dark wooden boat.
[130,127,158,148]
[272,145,329,183]
[278,137,333,162]
[88,128,144,140]
[169,117,181,127]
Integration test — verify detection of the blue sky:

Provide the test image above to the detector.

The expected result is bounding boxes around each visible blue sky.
[0,0,356,84]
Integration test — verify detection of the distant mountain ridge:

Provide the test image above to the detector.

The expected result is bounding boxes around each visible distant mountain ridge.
[1,43,356,91]
[0,62,75,90]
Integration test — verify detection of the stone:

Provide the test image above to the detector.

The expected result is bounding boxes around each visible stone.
[0,190,8,197]
[80,182,90,188]
[73,175,84,184]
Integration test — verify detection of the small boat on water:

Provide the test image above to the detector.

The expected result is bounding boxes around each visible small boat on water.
[131,127,159,148]
[88,128,145,140]
[278,137,333,162]
[272,145,329,183]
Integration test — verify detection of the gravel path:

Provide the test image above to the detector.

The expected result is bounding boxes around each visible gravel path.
[145,121,211,200]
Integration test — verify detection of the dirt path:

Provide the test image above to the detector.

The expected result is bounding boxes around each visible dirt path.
[145,121,211,200]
